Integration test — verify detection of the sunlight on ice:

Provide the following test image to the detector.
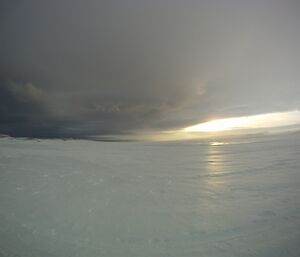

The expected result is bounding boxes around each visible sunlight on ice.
[184,110,300,132]
[210,142,229,146]
[188,117,249,132]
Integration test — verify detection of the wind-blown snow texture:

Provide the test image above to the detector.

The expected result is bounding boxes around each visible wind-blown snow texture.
[0,133,300,257]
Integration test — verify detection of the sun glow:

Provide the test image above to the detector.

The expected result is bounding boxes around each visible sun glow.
[184,110,300,133]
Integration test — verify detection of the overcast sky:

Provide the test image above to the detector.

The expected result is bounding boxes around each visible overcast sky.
[1,0,299,138]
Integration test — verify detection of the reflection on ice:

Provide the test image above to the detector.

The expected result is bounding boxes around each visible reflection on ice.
[207,143,229,174]
[205,143,229,190]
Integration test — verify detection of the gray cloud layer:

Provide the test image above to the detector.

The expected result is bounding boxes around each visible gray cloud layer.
[1,0,300,138]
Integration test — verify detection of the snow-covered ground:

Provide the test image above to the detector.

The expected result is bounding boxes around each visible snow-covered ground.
[0,132,300,257]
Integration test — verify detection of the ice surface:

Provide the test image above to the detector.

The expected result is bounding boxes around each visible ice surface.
[0,133,300,257]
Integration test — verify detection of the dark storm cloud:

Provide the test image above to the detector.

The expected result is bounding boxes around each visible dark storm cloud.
[0,0,300,137]
[0,79,69,138]
[0,80,45,123]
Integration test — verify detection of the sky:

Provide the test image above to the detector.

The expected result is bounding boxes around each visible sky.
[0,0,300,138]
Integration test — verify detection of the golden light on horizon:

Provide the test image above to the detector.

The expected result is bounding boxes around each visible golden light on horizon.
[183,110,300,133]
